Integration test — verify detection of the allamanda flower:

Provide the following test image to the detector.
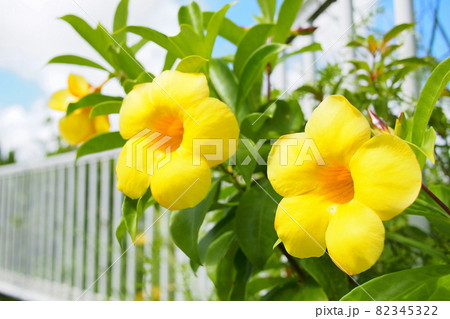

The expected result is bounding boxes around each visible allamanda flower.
[48,74,110,145]
[116,70,239,210]
[267,95,421,275]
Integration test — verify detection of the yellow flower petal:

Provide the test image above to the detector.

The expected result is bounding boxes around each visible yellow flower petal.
[68,74,90,97]
[115,141,152,199]
[93,115,110,134]
[267,133,323,197]
[151,147,211,210]
[119,83,154,139]
[48,89,77,111]
[305,95,371,165]
[181,97,239,167]
[275,194,332,258]
[326,201,385,275]
[59,108,95,145]
[149,70,209,113]
[350,133,422,221]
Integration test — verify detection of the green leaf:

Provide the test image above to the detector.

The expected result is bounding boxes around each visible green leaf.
[171,24,206,57]
[162,52,178,71]
[209,58,239,112]
[411,57,450,163]
[367,34,377,53]
[120,26,184,58]
[235,180,280,268]
[204,3,233,58]
[122,189,151,242]
[258,0,277,23]
[346,40,364,48]
[89,101,122,118]
[205,231,237,300]
[229,249,253,300]
[60,15,114,65]
[123,71,154,93]
[176,55,208,73]
[383,23,414,44]
[113,0,129,43]
[349,60,371,73]
[178,1,204,38]
[234,138,257,188]
[263,279,328,301]
[48,55,109,71]
[341,265,450,301]
[115,218,128,250]
[273,0,303,43]
[67,93,122,115]
[234,24,275,77]
[276,42,322,65]
[300,255,350,300]
[236,43,286,107]
[203,12,245,46]
[76,131,126,160]
[170,181,220,265]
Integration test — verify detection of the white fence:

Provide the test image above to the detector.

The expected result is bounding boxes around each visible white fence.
[0,149,212,300]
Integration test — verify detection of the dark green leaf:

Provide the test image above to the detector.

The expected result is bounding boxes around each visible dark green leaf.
[341,265,450,301]
[234,138,257,188]
[176,55,208,73]
[170,181,220,265]
[263,279,328,301]
[113,0,129,43]
[229,249,253,300]
[235,180,280,268]
[300,255,350,300]
[273,0,303,43]
[48,55,109,71]
[178,2,204,38]
[234,24,274,77]
[209,58,239,112]
[89,101,122,118]
[236,43,286,107]
[76,131,126,160]
[67,93,122,115]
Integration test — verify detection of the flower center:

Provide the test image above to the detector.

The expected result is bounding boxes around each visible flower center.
[152,115,184,152]
[318,165,354,204]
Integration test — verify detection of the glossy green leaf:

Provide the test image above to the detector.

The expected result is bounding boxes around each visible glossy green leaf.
[258,0,277,23]
[48,55,109,71]
[234,138,257,188]
[300,255,350,300]
[383,23,414,44]
[171,24,206,57]
[115,218,128,250]
[178,2,204,38]
[170,181,220,265]
[113,0,129,43]
[89,101,122,118]
[341,265,450,301]
[203,12,245,46]
[176,55,208,73]
[120,26,184,58]
[76,131,126,160]
[67,93,122,115]
[204,3,233,58]
[235,180,280,269]
[411,57,450,164]
[273,0,303,43]
[110,42,144,79]
[122,189,151,242]
[236,43,286,107]
[205,231,237,300]
[234,24,274,77]
[209,58,239,112]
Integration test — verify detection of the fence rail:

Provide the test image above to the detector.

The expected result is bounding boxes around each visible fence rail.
[0,149,212,300]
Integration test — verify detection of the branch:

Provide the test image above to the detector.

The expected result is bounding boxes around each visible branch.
[422,183,450,215]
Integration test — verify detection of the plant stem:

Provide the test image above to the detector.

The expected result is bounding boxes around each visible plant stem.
[421,183,450,215]
[278,244,305,283]
[219,164,245,194]
[266,63,272,101]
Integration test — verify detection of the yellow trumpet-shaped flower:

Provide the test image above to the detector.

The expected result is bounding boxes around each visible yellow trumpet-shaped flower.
[48,74,110,145]
[116,70,239,210]
[267,95,422,275]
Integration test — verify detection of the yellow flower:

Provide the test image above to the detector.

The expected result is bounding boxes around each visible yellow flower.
[48,74,110,145]
[267,95,421,275]
[115,70,239,210]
